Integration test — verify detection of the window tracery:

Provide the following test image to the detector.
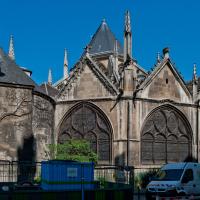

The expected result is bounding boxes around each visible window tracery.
[58,102,112,163]
[141,106,192,164]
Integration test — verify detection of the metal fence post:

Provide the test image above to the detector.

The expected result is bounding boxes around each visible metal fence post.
[81,163,84,200]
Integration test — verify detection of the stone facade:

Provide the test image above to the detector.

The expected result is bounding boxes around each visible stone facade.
[54,53,199,167]
[32,94,54,161]
[0,11,199,167]
[0,84,54,162]
[0,86,32,160]
[53,13,200,168]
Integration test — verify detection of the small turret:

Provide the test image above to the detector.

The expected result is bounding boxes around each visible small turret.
[157,52,161,64]
[63,48,69,79]
[124,10,132,62]
[113,40,120,80]
[48,68,52,85]
[8,35,15,61]
[193,63,198,102]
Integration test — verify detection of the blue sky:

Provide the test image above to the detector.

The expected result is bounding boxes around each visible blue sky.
[0,0,200,84]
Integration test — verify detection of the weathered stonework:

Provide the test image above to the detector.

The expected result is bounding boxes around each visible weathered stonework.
[32,94,54,161]
[0,86,33,160]
[54,53,198,167]
[0,12,199,168]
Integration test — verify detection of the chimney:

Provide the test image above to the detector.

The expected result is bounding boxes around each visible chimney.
[163,47,170,59]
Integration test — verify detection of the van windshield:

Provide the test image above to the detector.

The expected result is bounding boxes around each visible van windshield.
[157,169,184,181]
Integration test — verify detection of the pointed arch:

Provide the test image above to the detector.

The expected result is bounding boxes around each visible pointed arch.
[58,101,113,164]
[141,105,192,164]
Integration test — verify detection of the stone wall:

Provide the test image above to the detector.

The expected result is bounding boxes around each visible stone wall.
[141,64,191,103]
[32,94,54,161]
[0,86,33,160]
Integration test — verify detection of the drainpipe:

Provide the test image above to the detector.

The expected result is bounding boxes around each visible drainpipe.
[197,100,199,161]
[127,100,132,166]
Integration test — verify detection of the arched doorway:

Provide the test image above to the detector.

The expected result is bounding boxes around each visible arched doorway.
[141,105,192,164]
[58,102,112,164]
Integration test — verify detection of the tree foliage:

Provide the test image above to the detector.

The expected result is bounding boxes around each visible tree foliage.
[49,139,98,163]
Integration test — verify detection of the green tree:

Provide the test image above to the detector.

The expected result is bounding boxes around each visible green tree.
[49,139,98,163]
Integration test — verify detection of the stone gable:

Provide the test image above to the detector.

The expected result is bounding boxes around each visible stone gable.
[141,62,192,103]
[58,64,113,100]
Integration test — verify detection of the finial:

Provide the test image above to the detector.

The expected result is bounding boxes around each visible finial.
[64,48,69,79]
[64,48,68,66]
[102,18,106,23]
[124,10,132,61]
[48,68,52,85]
[125,10,131,33]
[114,40,118,56]
[193,63,198,82]
[8,35,15,60]
[157,52,161,63]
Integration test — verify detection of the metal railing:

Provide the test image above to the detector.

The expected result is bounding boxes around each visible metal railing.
[0,160,159,189]
[0,160,41,183]
[94,165,134,185]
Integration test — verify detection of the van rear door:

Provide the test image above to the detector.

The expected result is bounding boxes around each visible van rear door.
[192,168,200,195]
[181,168,195,194]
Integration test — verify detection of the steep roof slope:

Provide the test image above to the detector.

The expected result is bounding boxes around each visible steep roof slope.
[40,83,59,98]
[0,48,44,93]
[88,20,123,55]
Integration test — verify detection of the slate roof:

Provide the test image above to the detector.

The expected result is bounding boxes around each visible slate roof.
[88,20,123,55]
[0,48,44,94]
[40,83,59,98]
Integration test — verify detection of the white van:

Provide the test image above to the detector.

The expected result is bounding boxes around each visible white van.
[146,162,200,198]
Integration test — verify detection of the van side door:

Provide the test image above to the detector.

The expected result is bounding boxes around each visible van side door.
[181,169,194,194]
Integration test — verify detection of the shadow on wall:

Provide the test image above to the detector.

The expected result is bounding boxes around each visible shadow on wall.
[114,152,127,183]
[184,155,198,162]
[115,152,126,166]
[17,134,36,183]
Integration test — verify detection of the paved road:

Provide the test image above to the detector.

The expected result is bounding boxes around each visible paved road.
[133,193,146,200]
[133,194,200,200]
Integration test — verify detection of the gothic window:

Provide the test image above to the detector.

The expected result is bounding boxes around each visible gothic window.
[167,135,178,162]
[141,106,192,164]
[58,102,112,164]
[154,134,166,164]
[59,132,71,144]
[141,133,153,164]
[179,136,190,161]
[85,132,97,153]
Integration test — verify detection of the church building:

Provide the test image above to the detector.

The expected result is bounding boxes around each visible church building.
[0,11,199,167]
